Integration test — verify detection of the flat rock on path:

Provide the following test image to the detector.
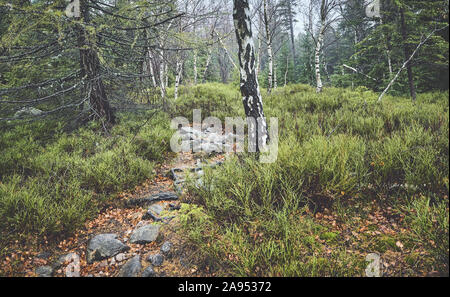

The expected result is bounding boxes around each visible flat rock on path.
[54,252,81,277]
[35,266,53,277]
[142,266,156,277]
[87,234,130,264]
[126,192,179,207]
[117,255,141,277]
[160,241,173,256]
[129,224,160,244]
[147,254,164,267]
[149,204,165,216]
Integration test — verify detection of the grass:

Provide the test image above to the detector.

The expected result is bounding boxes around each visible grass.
[176,84,449,276]
[0,83,448,276]
[0,111,172,243]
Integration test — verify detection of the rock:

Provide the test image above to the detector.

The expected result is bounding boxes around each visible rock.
[115,253,130,263]
[160,241,173,256]
[143,203,170,221]
[117,255,141,277]
[142,210,162,222]
[129,224,160,244]
[169,168,183,180]
[86,234,130,264]
[53,253,80,277]
[126,192,179,207]
[141,266,156,277]
[149,204,164,216]
[35,266,53,277]
[36,251,52,259]
[64,253,81,277]
[53,252,75,269]
[146,254,164,267]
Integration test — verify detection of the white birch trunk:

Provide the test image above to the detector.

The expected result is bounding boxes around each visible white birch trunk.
[264,0,273,93]
[159,49,166,99]
[147,50,157,87]
[193,50,198,85]
[174,58,183,100]
[284,53,289,87]
[202,48,212,84]
[233,0,268,152]
[315,24,325,93]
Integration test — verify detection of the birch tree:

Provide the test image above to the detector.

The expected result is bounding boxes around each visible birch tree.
[233,0,269,153]
[306,0,339,93]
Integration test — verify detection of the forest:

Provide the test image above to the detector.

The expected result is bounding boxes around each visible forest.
[0,0,448,278]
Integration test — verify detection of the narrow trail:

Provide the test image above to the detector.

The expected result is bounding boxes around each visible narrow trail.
[28,127,230,277]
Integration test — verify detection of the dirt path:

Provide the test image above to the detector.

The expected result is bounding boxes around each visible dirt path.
[20,128,230,277]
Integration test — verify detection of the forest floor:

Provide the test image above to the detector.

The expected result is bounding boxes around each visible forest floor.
[2,133,228,277]
[3,147,443,277]
[0,85,448,277]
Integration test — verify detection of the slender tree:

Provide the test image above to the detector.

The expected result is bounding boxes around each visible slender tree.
[233,0,268,153]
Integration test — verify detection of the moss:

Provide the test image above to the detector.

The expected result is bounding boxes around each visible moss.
[374,235,398,253]
[320,232,339,243]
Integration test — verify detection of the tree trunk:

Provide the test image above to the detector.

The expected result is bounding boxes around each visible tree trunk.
[174,56,183,100]
[143,49,157,88]
[256,13,263,76]
[400,7,417,101]
[380,18,393,76]
[144,28,157,88]
[193,50,198,84]
[215,31,237,69]
[78,0,114,125]
[287,0,296,65]
[315,24,325,93]
[263,0,273,94]
[273,61,277,89]
[233,0,268,153]
[284,52,289,87]
[202,48,212,84]
[158,47,167,108]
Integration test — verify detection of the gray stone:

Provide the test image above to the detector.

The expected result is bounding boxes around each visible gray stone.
[35,266,53,277]
[146,254,164,266]
[64,254,81,277]
[141,266,156,277]
[142,210,162,222]
[117,255,141,277]
[115,253,130,262]
[149,204,164,216]
[36,251,52,259]
[129,224,160,244]
[53,252,77,269]
[53,252,80,277]
[126,192,179,207]
[161,241,173,255]
[86,234,130,264]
